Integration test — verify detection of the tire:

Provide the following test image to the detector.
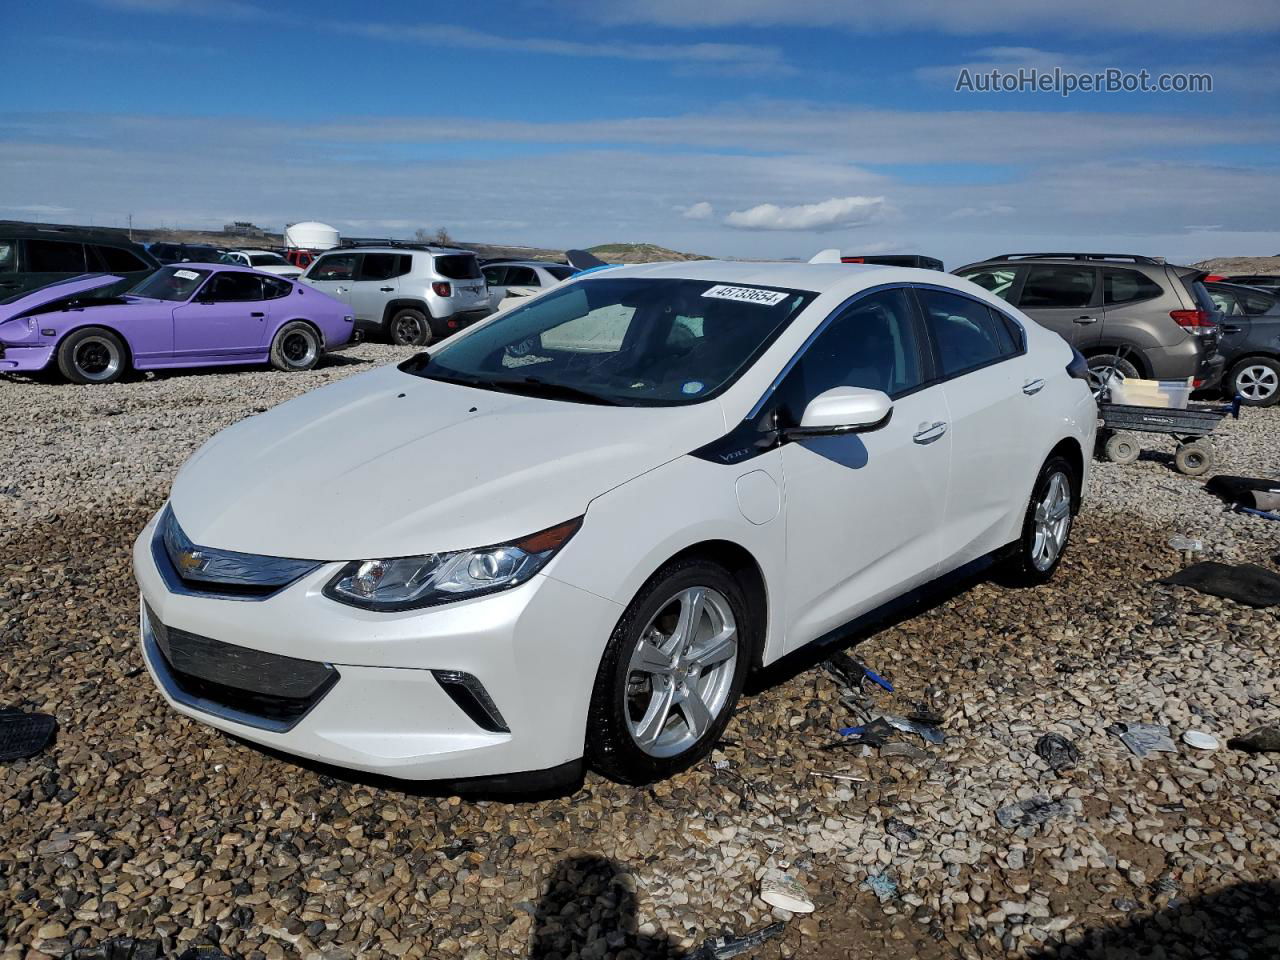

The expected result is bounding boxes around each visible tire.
[269,321,321,372]
[1103,432,1141,465]
[56,327,127,385]
[388,308,432,346]
[1174,441,1214,477]
[1006,455,1077,586]
[586,558,753,784]
[1228,357,1280,407]
[1086,354,1140,399]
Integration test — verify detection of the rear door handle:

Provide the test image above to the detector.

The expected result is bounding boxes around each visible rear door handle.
[913,421,948,444]
[1221,323,1242,334]
[1022,378,1046,395]
[251,311,265,318]
[379,286,395,292]
[1072,316,1099,325]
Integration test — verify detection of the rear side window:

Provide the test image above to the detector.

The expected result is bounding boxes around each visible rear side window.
[959,266,1017,301]
[1207,288,1239,315]
[1103,268,1163,305]
[262,276,293,300]
[25,239,88,273]
[1019,266,1096,309]
[203,272,264,302]
[434,254,481,280]
[310,254,356,281]
[0,241,14,273]
[359,253,400,281]
[918,288,1018,379]
[95,245,148,272]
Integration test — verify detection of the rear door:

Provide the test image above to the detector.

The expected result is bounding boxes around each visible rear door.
[18,238,90,296]
[303,252,356,307]
[348,252,401,323]
[1016,264,1102,351]
[172,271,269,359]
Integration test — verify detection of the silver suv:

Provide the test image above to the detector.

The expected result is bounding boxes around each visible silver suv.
[301,244,490,345]
[954,253,1224,390]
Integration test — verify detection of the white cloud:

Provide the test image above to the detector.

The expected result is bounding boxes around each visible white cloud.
[943,204,1016,220]
[725,196,889,231]
[681,201,714,220]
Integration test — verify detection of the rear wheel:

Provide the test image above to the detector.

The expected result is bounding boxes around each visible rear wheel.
[389,308,431,346]
[1228,357,1280,407]
[1086,354,1140,398]
[1006,456,1077,585]
[587,559,752,784]
[1174,440,1214,477]
[270,321,321,372]
[1103,432,1141,465]
[56,327,127,384]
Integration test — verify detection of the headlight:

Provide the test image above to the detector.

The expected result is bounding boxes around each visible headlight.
[322,518,581,611]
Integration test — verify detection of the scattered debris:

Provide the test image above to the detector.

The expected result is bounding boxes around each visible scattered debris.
[995,795,1073,829]
[863,871,898,901]
[1108,721,1177,758]
[689,922,786,959]
[67,940,230,960]
[1167,535,1204,552]
[809,771,867,783]
[879,712,946,745]
[1035,733,1080,772]
[1227,724,1280,754]
[1205,474,1280,512]
[0,708,56,762]
[824,652,894,693]
[830,717,895,748]
[883,817,918,843]
[759,872,815,914]
[1182,730,1220,750]
[1160,562,1280,608]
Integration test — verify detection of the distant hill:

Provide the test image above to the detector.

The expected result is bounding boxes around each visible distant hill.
[586,242,711,263]
[1193,255,1280,276]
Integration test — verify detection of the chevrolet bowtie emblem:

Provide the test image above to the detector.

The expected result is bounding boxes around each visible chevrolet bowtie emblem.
[175,549,206,574]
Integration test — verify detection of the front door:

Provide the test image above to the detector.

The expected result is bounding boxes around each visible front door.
[303,253,356,308]
[776,286,951,652]
[172,272,269,359]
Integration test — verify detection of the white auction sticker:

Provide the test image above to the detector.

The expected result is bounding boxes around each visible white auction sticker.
[701,284,789,306]
[174,269,200,280]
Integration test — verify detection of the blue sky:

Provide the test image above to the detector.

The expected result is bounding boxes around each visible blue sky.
[3,0,1280,266]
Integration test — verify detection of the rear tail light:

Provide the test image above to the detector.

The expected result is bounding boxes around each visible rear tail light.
[432,281,452,297]
[1170,309,1217,335]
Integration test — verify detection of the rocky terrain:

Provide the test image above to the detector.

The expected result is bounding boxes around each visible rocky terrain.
[0,345,1277,960]
[1192,256,1280,276]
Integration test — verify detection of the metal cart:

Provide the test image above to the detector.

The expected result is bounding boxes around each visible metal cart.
[1096,397,1241,477]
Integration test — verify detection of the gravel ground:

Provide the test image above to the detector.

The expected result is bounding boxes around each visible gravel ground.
[1,344,1278,960]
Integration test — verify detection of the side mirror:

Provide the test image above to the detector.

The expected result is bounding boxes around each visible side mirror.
[785,386,893,439]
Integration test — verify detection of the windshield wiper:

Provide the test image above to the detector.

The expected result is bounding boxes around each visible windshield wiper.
[489,376,619,406]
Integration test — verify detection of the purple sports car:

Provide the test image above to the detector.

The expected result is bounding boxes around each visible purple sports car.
[0,265,356,384]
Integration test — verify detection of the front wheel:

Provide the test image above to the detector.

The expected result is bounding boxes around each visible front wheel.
[1174,440,1214,477]
[1228,357,1280,407]
[1006,456,1077,586]
[270,321,321,372]
[56,327,127,384]
[586,559,752,784]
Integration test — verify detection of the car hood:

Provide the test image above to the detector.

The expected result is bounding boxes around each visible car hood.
[0,274,123,322]
[168,364,726,560]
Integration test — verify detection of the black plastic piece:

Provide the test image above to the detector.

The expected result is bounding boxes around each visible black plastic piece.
[0,708,56,761]
[432,670,510,733]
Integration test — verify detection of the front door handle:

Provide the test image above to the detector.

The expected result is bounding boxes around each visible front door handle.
[1022,378,1046,395]
[251,311,265,318]
[913,421,948,444]
[379,286,395,292]
[1072,316,1099,325]
[336,286,348,294]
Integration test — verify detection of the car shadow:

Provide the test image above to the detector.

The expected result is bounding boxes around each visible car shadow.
[529,855,683,959]
[1026,880,1280,959]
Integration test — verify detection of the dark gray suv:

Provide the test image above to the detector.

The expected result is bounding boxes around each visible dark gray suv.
[954,253,1224,389]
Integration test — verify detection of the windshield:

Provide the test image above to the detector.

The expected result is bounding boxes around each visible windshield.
[404,276,816,406]
[129,266,211,301]
[250,253,288,266]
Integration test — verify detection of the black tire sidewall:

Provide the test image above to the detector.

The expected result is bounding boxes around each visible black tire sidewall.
[586,558,752,785]
[1011,455,1077,585]
[56,327,127,385]
[270,321,320,372]
[390,309,431,346]
[1089,354,1141,380]
[1229,357,1280,407]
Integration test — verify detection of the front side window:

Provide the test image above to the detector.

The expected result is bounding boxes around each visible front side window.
[95,245,148,272]
[506,266,539,286]
[1019,266,1096,309]
[25,239,87,273]
[408,276,816,406]
[310,254,356,281]
[959,266,1018,301]
[773,287,925,423]
[433,254,481,280]
[249,253,289,267]
[918,288,1017,379]
[1103,268,1163,305]
[202,272,264,302]
[359,253,399,281]
[131,266,211,301]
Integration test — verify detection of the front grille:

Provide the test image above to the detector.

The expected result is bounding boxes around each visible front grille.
[145,605,337,731]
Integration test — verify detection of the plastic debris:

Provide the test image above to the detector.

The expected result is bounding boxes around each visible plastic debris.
[0,708,56,762]
[689,923,786,959]
[1182,730,1219,750]
[831,717,895,748]
[759,872,815,914]
[1167,535,1204,552]
[1160,562,1280,608]
[863,871,898,901]
[824,651,894,693]
[995,795,1072,829]
[879,712,946,745]
[1108,721,1176,758]
[883,817,918,843]
[1227,724,1280,754]
[1035,733,1080,772]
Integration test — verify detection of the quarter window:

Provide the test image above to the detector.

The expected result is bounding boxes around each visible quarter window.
[1103,269,1163,305]
[310,254,356,281]
[775,287,925,423]
[203,272,264,302]
[918,288,1017,379]
[25,239,88,273]
[1019,266,1096,309]
[262,276,293,300]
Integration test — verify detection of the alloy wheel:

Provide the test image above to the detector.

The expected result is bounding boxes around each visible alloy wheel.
[1235,364,1279,403]
[1031,471,1072,571]
[281,330,317,367]
[73,336,122,382]
[624,586,738,758]
[393,315,424,345]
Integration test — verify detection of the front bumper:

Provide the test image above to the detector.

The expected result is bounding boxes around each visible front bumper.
[0,343,55,372]
[132,511,623,781]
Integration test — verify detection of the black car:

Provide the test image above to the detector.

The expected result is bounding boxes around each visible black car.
[0,226,160,298]
[1219,274,1280,293]
[147,242,225,264]
[1205,281,1280,406]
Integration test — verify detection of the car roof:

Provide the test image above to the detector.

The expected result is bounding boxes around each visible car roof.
[0,225,145,246]
[579,259,967,296]
[485,260,566,268]
[325,245,474,256]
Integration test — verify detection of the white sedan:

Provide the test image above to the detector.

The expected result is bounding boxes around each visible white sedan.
[132,261,1095,788]
[218,249,303,279]
[482,259,576,309]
